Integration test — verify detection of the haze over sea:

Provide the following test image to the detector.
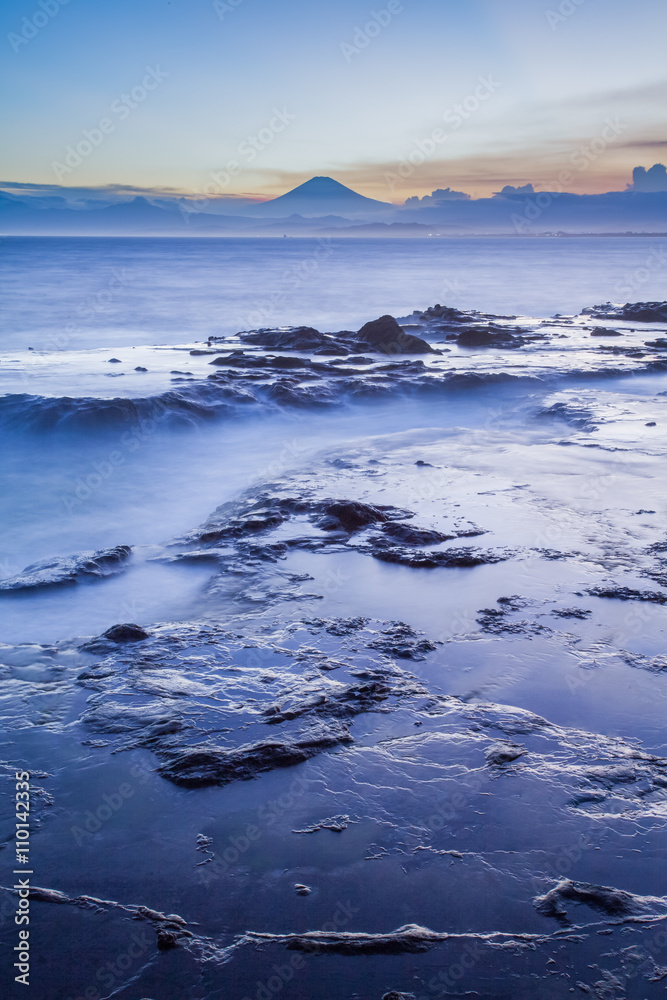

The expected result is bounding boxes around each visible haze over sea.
[1,233,666,645]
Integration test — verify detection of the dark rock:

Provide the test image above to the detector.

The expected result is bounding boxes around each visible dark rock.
[356,315,437,354]
[621,302,667,323]
[294,884,312,896]
[313,345,348,356]
[134,366,148,371]
[587,585,667,605]
[293,815,351,834]
[313,500,396,532]
[238,326,333,351]
[108,358,122,363]
[0,545,132,592]
[322,617,369,636]
[367,622,438,660]
[245,923,451,955]
[263,680,394,724]
[583,301,667,323]
[157,729,352,787]
[198,506,288,543]
[267,356,311,369]
[485,742,527,766]
[534,879,649,922]
[456,327,522,348]
[102,623,151,643]
[372,546,507,568]
[420,303,468,322]
[156,928,181,950]
[476,608,545,635]
[380,522,452,546]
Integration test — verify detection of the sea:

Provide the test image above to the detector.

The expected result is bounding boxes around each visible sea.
[2,234,667,999]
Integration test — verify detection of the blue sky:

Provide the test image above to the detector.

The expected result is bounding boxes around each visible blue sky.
[1,0,665,201]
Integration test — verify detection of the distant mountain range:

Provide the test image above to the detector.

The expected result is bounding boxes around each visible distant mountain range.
[1,175,666,236]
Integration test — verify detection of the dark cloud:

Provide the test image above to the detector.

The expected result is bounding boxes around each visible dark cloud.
[0,181,260,208]
[628,163,667,192]
[405,188,471,206]
[493,184,535,198]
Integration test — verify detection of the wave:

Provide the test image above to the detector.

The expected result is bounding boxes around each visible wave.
[0,386,249,432]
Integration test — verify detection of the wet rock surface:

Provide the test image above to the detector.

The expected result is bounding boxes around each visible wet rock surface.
[5,300,667,998]
[0,544,131,591]
[583,301,667,323]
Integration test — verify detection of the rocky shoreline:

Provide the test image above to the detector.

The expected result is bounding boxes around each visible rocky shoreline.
[2,302,667,998]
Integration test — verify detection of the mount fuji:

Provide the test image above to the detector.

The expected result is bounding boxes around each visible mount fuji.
[242,176,393,218]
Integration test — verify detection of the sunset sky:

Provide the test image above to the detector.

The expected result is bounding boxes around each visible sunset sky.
[1,0,665,203]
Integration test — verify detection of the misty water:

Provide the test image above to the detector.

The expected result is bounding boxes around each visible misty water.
[2,235,667,999]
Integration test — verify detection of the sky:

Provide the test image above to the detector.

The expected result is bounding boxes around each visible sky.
[1,0,666,203]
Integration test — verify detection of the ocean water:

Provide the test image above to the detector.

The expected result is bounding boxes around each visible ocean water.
[0,235,665,645]
[2,234,666,352]
[2,236,667,998]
